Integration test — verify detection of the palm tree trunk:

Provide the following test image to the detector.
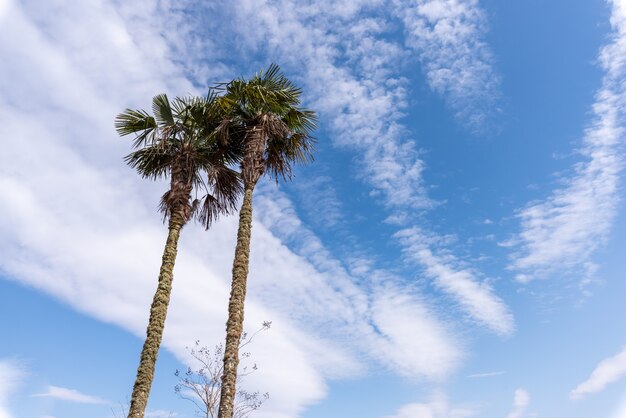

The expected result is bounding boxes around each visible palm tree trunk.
[217,184,255,418]
[127,212,185,418]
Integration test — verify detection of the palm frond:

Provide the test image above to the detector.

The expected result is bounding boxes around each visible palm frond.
[196,194,227,229]
[283,108,317,135]
[152,94,175,127]
[114,109,157,147]
[210,64,317,183]
[124,146,175,179]
[210,166,243,211]
[117,92,245,224]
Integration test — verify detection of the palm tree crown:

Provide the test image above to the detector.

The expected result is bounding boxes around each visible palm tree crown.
[216,63,317,186]
[116,93,243,226]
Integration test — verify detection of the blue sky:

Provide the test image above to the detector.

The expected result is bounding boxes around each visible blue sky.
[1,0,626,417]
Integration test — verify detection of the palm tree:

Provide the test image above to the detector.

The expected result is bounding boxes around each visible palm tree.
[215,65,317,418]
[115,94,243,418]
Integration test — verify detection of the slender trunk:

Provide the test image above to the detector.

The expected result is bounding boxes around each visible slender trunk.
[217,184,255,418]
[127,212,185,418]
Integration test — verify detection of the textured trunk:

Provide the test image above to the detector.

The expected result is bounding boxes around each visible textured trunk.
[217,184,255,418]
[127,212,185,418]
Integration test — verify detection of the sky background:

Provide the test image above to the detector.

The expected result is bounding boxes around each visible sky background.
[1,0,626,417]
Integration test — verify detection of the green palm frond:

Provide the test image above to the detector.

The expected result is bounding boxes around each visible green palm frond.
[220,64,317,178]
[214,64,317,182]
[124,147,173,180]
[115,93,244,226]
[114,109,157,147]
[219,64,302,119]
[283,108,317,135]
[152,94,175,127]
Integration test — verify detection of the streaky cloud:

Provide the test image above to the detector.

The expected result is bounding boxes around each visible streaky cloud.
[467,370,505,378]
[224,0,510,337]
[32,386,109,405]
[0,4,465,418]
[395,227,514,336]
[392,0,502,132]
[571,346,626,399]
[510,0,626,285]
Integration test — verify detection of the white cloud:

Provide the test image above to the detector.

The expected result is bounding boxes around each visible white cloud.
[510,0,626,284]
[611,392,626,418]
[203,0,507,342]
[395,228,514,336]
[0,0,9,18]
[392,0,501,131]
[294,175,344,228]
[467,370,505,378]
[0,2,323,417]
[0,3,467,418]
[32,386,109,405]
[571,346,626,399]
[0,359,27,418]
[506,389,530,418]
[229,1,508,330]
[368,283,463,379]
[222,0,498,210]
[383,393,476,418]
[251,184,463,381]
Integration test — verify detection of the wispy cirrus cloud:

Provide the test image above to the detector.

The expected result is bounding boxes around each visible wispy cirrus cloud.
[32,386,109,405]
[0,2,334,417]
[0,2,469,418]
[510,0,626,285]
[223,0,501,211]
[467,370,505,378]
[0,1,510,417]
[293,175,344,229]
[392,0,501,132]
[395,227,514,336]
[217,0,511,336]
[226,0,431,211]
[368,282,463,379]
[571,346,626,399]
[252,183,463,380]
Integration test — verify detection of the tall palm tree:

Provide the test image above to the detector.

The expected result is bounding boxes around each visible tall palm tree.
[115,94,243,418]
[215,65,317,418]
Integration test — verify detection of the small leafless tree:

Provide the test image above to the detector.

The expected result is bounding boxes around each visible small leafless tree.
[111,400,129,418]
[175,322,271,418]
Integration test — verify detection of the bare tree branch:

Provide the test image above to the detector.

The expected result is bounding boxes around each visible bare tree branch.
[175,323,270,418]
